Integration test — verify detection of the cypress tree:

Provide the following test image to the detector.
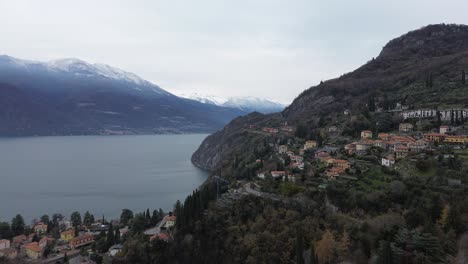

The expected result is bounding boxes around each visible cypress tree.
[146,209,150,220]
[378,241,394,264]
[114,229,121,244]
[451,110,454,125]
[107,223,115,248]
[310,243,319,264]
[429,72,433,88]
[296,228,304,264]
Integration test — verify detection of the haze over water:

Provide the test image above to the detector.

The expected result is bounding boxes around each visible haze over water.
[0,134,208,222]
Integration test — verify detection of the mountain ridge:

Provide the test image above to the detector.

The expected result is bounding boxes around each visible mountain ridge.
[0,55,247,136]
[192,23,468,172]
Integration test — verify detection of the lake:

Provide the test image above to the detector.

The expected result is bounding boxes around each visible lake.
[0,134,209,223]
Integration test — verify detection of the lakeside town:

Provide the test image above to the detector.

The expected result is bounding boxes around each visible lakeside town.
[0,209,176,263]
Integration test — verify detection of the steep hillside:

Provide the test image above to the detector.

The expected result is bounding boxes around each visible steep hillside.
[0,56,246,136]
[193,24,468,171]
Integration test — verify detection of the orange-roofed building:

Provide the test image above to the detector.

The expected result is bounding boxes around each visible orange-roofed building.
[378,133,390,140]
[150,233,170,242]
[33,222,47,235]
[12,235,27,246]
[396,146,409,159]
[24,242,42,260]
[271,171,287,178]
[326,167,345,179]
[333,159,350,169]
[69,234,94,249]
[423,133,446,142]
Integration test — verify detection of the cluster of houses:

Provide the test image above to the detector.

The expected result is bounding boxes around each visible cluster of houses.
[0,218,130,262]
[400,108,468,121]
[315,151,351,179]
[143,214,176,243]
[256,122,296,135]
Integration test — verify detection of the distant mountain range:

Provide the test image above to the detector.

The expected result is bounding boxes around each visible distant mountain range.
[178,93,286,114]
[0,55,249,136]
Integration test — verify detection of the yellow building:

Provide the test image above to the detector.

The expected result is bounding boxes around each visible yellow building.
[444,135,468,144]
[0,248,17,259]
[60,229,75,242]
[24,242,42,260]
[303,140,317,150]
[361,130,373,139]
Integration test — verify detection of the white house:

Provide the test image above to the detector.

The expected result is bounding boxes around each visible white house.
[381,155,395,167]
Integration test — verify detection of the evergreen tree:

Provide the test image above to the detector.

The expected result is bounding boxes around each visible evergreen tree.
[310,243,319,264]
[120,209,134,226]
[11,214,25,236]
[107,223,115,248]
[74,226,79,237]
[462,70,466,84]
[368,96,375,112]
[451,110,454,125]
[0,222,13,239]
[145,209,151,221]
[429,72,433,87]
[436,111,442,127]
[295,228,304,264]
[378,241,394,264]
[115,229,121,244]
[83,211,93,227]
[40,215,50,225]
[70,212,82,228]
[32,233,39,242]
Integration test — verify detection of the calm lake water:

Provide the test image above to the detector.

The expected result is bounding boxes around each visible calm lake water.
[0,134,209,223]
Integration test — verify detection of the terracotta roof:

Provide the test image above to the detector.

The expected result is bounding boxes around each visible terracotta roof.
[424,133,445,136]
[13,235,27,242]
[61,229,74,235]
[24,242,42,253]
[70,234,94,244]
[396,146,409,150]
[334,159,348,163]
[150,232,169,242]
[166,215,176,221]
[271,171,286,174]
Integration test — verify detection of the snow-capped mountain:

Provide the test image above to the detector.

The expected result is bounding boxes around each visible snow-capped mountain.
[179,93,285,114]
[179,93,227,106]
[0,55,245,136]
[0,55,170,96]
[222,97,285,113]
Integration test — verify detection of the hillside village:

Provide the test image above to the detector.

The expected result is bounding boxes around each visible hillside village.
[0,210,176,263]
[243,105,468,196]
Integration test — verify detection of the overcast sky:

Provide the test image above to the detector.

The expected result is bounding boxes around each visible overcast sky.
[1,1,467,104]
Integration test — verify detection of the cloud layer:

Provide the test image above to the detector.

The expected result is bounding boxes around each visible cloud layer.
[1,0,467,104]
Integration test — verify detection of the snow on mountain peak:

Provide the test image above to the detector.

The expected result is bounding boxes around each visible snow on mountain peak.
[177,93,285,114]
[46,58,147,85]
